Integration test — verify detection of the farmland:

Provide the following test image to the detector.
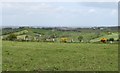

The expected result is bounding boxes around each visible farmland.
[1,1,119,71]
[2,26,119,71]
[2,27,119,43]
[2,41,118,71]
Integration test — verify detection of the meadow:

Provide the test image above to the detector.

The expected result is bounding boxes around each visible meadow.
[2,41,118,71]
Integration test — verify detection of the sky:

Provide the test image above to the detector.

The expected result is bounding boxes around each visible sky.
[1,2,118,27]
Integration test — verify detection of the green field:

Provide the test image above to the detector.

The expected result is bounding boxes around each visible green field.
[2,41,118,71]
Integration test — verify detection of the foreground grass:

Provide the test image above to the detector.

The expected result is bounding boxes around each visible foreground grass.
[2,41,118,71]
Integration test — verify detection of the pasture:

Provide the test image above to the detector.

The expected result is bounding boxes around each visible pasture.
[2,41,118,71]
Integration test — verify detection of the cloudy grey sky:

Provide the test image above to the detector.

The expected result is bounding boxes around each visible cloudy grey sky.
[1,2,118,27]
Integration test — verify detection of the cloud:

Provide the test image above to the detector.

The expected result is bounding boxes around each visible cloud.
[28,3,51,11]
[111,9,117,15]
[88,9,96,13]
[2,3,13,8]
[2,2,118,16]
[2,2,117,27]
[2,3,55,15]
[26,3,60,14]
[25,3,83,15]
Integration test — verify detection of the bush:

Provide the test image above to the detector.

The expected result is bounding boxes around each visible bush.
[108,38,114,41]
[50,34,57,38]
[117,38,120,41]
[7,34,17,41]
[78,36,83,42]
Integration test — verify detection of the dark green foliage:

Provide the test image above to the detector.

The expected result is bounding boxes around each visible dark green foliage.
[25,35,29,39]
[7,34,17,41]
[2,28,23,35]
[78,36,83,42]
[108,38,114,41]
[50,34,57,38]
[117,38,120,41]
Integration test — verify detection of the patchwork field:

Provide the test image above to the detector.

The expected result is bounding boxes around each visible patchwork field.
[2,41,118,71]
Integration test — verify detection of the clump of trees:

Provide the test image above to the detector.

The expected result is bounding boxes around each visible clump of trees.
[7,34,17,41]
[78,36,83,42]
[117,38,120,41]
[117,35,120,42]
[100,38,117,43]
[107,38,114,42]
[49,34,57,38]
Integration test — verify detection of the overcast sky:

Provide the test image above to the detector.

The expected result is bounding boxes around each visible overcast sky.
[1,2,118,27]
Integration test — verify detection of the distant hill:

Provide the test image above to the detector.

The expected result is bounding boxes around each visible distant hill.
[2,26,119,43]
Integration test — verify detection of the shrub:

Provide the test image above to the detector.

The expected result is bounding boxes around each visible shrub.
[7,34,17,41]
[117,38,120,41]
[108,38,114,41]
[50,34,57,38]
[78,36,83,42]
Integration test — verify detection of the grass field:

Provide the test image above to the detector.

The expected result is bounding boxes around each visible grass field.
[2,41,118,71]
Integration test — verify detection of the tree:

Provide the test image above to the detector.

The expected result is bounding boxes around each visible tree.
[117,38,120,41]
[78,36,83,42]
[25,35,29,39]
[108,38,114,41]
[50,34,57,38]
[7,34,17,41]
[25,35,30,41]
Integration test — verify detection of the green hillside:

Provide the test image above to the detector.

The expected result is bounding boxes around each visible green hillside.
[90,33,118,42]
[2,27,119,43]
